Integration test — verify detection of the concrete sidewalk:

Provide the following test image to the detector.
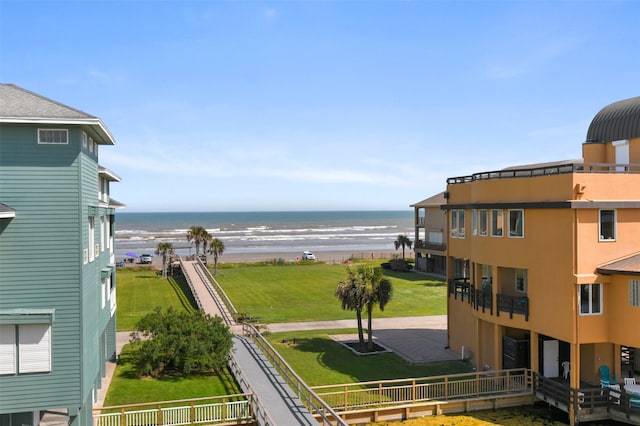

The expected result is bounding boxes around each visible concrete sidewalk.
[266,315,458,364]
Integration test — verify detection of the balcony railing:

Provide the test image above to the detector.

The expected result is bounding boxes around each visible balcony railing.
[448,278,470,302]
[497,294,529,321]
[447,162,640,185]
[473,288,493,314]
[415,240,446,251]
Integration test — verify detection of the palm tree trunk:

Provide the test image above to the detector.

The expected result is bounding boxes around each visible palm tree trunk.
[355,309,365,351]
[367,302,374,351]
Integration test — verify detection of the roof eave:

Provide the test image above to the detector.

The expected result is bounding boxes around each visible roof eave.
[0,117,116,145]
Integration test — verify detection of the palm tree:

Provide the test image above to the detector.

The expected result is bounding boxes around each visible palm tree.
[358,266,393,351]
[207,238,225,276]
[155,242,174,278]
[335,268,366,350]
[394,234,413,260]
[186,225,209,256]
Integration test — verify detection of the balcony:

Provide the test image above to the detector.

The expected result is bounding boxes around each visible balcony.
[497,294,529,321]
[415,239,446,252]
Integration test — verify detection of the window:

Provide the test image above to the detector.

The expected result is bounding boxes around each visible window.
[481,264,493,289]
[38,129,68,144]
[599,209,616,241]
[89,137,94,153]
[479,210,488,236]
[580,284,602,315]
[450,210,465,238]
[450,210,457,237]
[491,209,503,237]
[100,216,105,252]
[82,131,88,148]
[0,324,52,375]
[508,210,524,238]
[101,277,106,309]
[471,210,477,235]
[515,269,527,292]
[630,279,640,307]
[88,216,95,262]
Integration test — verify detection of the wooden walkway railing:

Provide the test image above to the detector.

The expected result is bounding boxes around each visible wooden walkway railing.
[93,395,252,426]
[311,368,531,412]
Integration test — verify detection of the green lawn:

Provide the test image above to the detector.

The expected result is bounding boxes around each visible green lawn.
[215,261,446,323]
[116,268,197,331]
[266,329,471,386]
[103,345,241,406]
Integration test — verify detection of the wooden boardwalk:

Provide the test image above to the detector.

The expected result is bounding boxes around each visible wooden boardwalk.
[180,260,318,425]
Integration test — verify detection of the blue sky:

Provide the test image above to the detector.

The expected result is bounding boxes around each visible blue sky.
[1,1,639,212]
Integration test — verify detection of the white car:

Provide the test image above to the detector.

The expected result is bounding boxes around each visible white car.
[140,254,153,264]
[302,251,316,260]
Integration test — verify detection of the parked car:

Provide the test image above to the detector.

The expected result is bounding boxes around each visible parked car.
[302,251,316,260]
[140,254,153,264]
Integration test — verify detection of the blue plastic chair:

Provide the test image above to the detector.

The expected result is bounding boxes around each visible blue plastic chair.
[600,365,611,387]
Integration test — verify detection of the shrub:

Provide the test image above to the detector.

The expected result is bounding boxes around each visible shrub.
[389,258,410,272]
[129,307,233,378]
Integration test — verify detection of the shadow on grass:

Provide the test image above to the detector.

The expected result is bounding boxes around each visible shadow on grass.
[284,335,469,384]
[166,272,199,312]
[382,270,447,287]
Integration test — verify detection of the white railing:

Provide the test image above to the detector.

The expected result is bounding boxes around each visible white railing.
[94,397,251,426]
[312,369,531,411]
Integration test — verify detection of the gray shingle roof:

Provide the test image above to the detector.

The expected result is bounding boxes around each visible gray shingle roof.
[586,96,640,143]
[0,83,116,145]
[0,84,95,119]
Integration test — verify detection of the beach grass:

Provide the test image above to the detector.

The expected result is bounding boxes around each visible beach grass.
[103,344,241,407]
[215,261,446,323]
[116,268,198,331]
[265,329,471,386]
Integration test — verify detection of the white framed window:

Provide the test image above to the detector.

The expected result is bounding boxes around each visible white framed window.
[101,277,106,309]
[0,324,52,374]
[471,209,477,236]
[88,217,95,262]
[38,129,68,144]
[599,209,616,241]
[100,216,105,252]
[515,269,527,292]
[580,283,602,315]
[89,137,94,153]
[630,279,640,307]
[450,210,457,237]
[0,325,16,375]
[450,210,465,238]
[82,131,88,148]
[479,210,488,236]
[508,209,524,238]
[491,209,503,237]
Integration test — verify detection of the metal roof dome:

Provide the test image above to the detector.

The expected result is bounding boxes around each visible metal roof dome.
[585,96,640,143]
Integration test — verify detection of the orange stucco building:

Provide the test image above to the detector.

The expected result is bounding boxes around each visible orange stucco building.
[444,96,640,397]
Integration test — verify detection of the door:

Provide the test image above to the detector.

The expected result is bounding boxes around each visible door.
[543,339,559,377]
[613,139,629,171]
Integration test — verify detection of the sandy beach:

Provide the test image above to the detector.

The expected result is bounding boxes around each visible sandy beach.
[134,249,407,269]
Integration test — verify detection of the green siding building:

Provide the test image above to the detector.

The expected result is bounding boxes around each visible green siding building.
[0,84,122,426]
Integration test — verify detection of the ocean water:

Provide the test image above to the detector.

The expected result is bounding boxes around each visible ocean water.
[114,211,414,258]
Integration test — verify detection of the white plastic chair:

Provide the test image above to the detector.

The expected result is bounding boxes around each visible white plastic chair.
[561,361,570,380]
[624,377,637,386]
[609,384,621,405]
